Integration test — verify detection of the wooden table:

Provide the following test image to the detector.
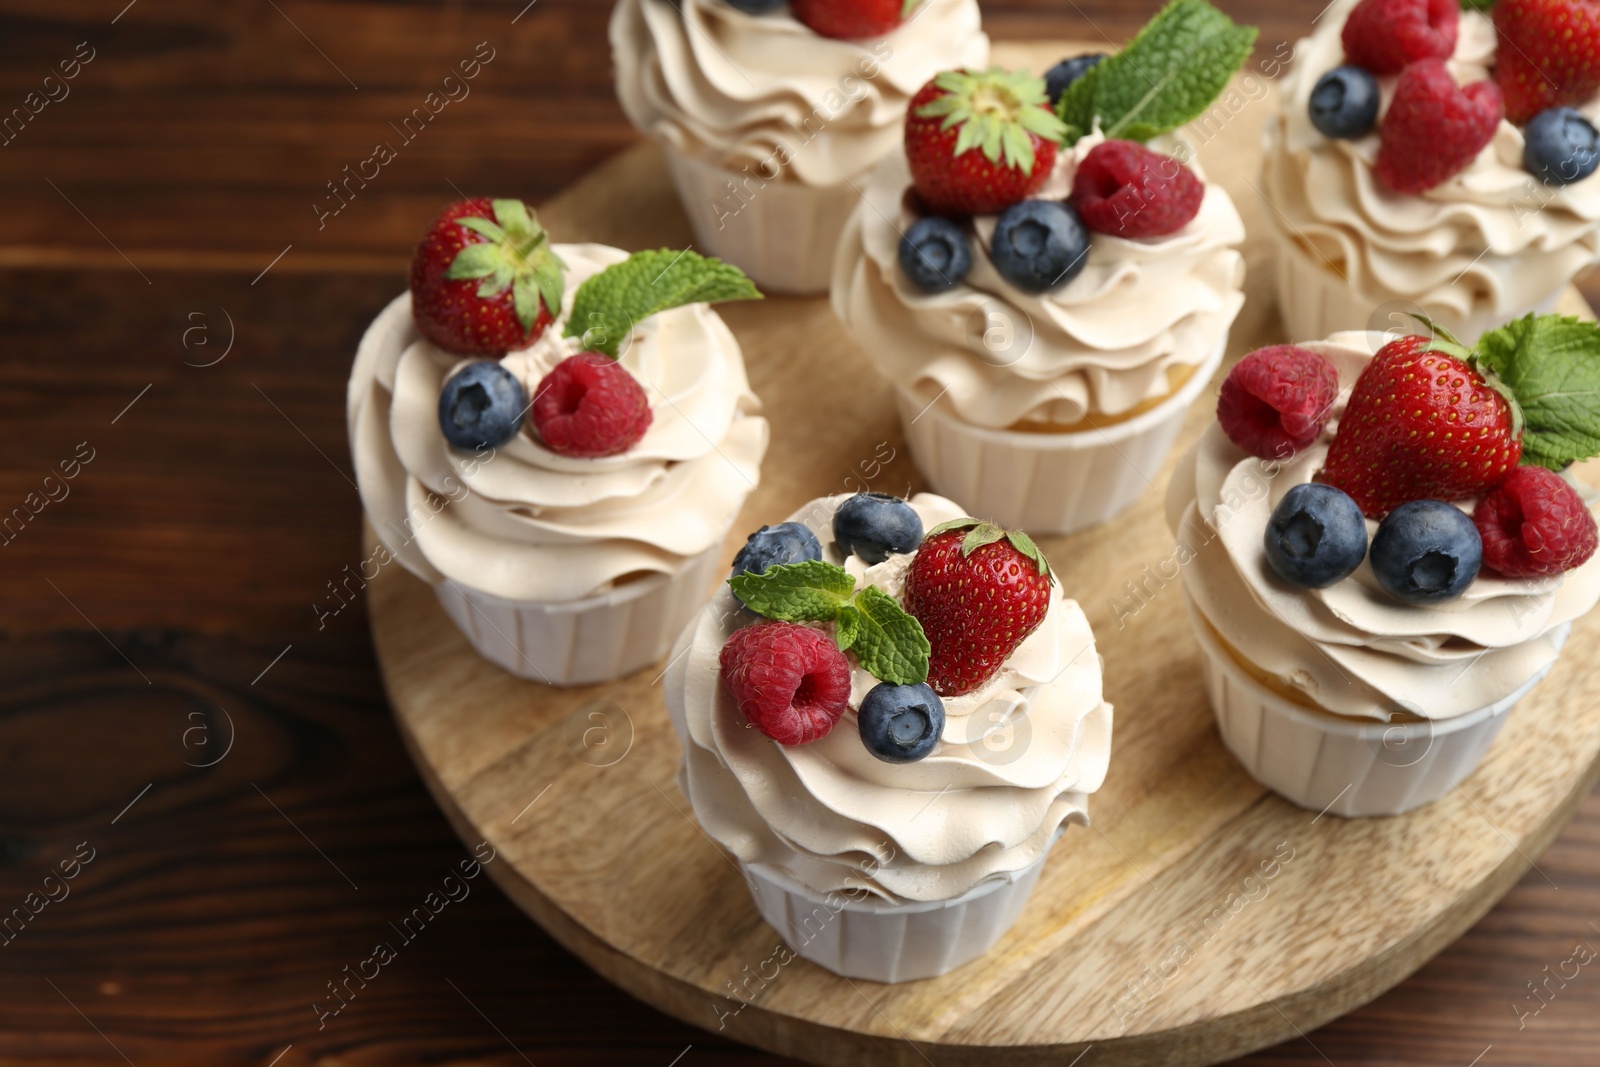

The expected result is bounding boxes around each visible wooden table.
[2,1,1598,1065]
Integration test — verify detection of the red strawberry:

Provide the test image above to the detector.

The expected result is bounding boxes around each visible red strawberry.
[410,197,566,357]
[719,622,853,745]
[905,68,1067,217]
[1494,0,1600,126]
[1071,140,1205,238]
[531,352,653,457]
[1342,0,1459,75]
[791,0,913,39]
[1323,334,1522,518]
[1375,60,1503,194]
[1475,466,1599,577]
[905,520,1054,697]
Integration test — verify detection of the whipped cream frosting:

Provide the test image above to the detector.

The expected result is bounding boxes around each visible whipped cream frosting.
[1166,331,1600,721]
[833,132,1247,428]
[610,0,988,188]
[347,244,768,604]
[1263,1,1600,323]
[664,493,1113,904]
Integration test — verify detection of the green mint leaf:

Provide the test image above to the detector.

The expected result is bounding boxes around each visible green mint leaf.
[1056,0,1257,146]
[564,249,761,359]
[848,587,930,686]
[727,560,855,622]
[1479,315,1600,470]
[834,604,862,652]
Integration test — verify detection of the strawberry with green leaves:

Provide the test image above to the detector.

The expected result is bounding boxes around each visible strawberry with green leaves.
[1323,316,1600,518]
[906,68,1067,216]
[905,519,1054,697]
[410,198,567,357]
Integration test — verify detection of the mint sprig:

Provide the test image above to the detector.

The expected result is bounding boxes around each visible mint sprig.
[1475,314,1600,470]
[1055,0,1258,146]
[563,249,761,358]
[728,561,931,686]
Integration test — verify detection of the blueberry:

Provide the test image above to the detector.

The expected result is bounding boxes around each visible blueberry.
[726,0,784,12]
[437,361,527,451]
[1264,483,1368,588]
[1523,107,1600,186]
[1369,500,1483,604]
[732,522,823,580]
[858,682,945,763]
[1308,65,1380,140]
[989,200,1090,294]
[833,493,923,565]
[898,217,972,293]
[1044,53,1105,105]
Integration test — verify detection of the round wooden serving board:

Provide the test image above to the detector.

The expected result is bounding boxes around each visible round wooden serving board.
[368,44,1600,1067]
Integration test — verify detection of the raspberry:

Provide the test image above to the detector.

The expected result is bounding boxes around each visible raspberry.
[1216,345,1340,460]
[1341,0,1458,75]
[1071,140,1204,239]
[531,352,653,458]
[1375,60,1503,195]
[1474,467,1599,578]
[719,622,853,746]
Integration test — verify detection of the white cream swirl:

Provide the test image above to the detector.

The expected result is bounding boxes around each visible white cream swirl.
[1263,2,1600,323]
[833,132,1246,428]
[1166,332,1600,721]
[609,0,988,188]
[663,493,1113,903]
[347,244,768,604]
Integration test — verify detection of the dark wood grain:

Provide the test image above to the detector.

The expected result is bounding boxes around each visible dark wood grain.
[1,0,1598,1064]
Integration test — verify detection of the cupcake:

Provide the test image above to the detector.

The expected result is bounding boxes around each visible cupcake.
[610,0,988,295]
[348,197,768,686]
[1167,315,1600,816]
[1262,0,1600,345]
[832,1,1255,535]
[664,492,1111,982]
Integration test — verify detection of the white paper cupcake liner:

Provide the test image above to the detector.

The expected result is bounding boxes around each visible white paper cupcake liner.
[662,146,864,296]
[741,845,1052,984]
[1185,592,1565,818]
[1271,224,1563,346]
[895,339,1226,536]
[430,543,725,687]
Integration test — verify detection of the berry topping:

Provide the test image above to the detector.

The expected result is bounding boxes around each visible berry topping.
[833,493,924,565]
[1523,107,1600,186]
[1264,483,1369,589]
[858,682,945,763]
[1341,0,1458,75]
[989,200,1091,294]
[791,0,916,39]
[1494,0,1600,126]
[733,523,824,583]
[1323,333,1520,518]
[1216,345,1339,460]
[1071,140,1204,238]
[899,217,973,293]
[531,352,653,458]
[1309,66,1381,140]
[1370,500,1483,604]
[719,622,853,746]
[1375,59,1503,194]
[726,0,784,12]
[906,519,1054,697]
[1044,53,1105,106]
[1474,466,1599,578]
[410,198,565,358]
[437,361,528,451]
[905,68,1067,217]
